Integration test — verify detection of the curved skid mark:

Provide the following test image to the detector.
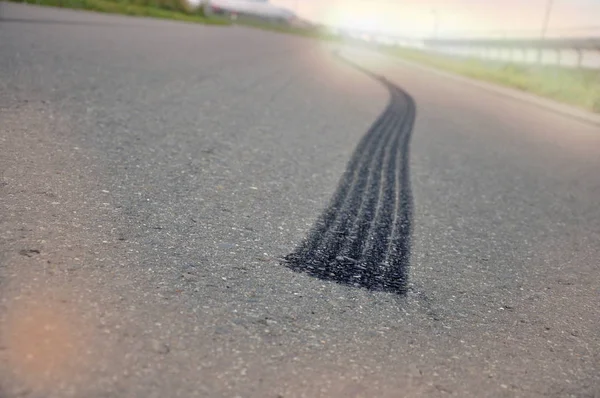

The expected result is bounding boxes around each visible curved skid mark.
[292,103,394,259]
[284,54,416,294]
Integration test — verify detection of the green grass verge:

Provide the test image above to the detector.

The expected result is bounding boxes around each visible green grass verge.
[7,0,230,25]
[385,47,600,114]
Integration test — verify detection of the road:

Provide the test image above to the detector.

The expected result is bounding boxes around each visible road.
[1,3,599,397]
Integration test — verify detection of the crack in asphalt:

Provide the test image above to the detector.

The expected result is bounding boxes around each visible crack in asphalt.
[284,57,416,294]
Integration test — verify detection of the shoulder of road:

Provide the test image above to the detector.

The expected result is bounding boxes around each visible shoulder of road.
[386,55,600,128]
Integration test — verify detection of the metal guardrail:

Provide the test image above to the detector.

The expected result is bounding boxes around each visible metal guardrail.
[424,37,600,51]
[329,26,600,69]
[421,37,600,69]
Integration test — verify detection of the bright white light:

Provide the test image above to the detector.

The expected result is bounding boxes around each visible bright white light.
[339,15,380,32]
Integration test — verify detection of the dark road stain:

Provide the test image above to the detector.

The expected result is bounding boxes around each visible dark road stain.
[283,54,416,294]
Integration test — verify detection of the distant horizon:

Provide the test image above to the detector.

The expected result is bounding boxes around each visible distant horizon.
[271,0,600,38]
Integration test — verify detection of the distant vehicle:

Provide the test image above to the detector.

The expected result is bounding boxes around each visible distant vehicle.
[204,0,295,25]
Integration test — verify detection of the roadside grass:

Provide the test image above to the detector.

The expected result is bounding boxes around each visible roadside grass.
[384,46,600,114]
[6,0,230,25]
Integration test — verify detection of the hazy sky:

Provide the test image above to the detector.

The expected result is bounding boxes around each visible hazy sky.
[271,0,600,38]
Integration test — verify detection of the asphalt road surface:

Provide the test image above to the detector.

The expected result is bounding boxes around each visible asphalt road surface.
[1,4,599,398]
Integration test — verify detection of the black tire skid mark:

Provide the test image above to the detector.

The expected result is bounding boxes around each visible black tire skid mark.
[284,55,416,294]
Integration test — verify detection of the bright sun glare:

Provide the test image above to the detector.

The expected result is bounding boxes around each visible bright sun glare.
[325,2,385,32]
[339,15,380,32]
